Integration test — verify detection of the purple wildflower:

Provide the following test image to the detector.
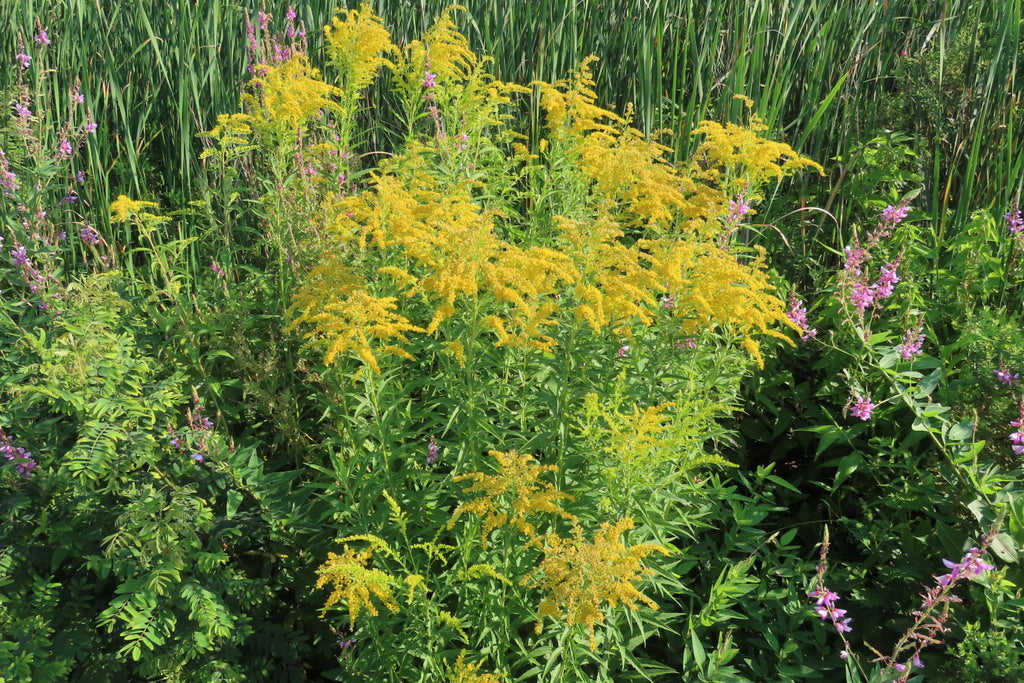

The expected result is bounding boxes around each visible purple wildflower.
[427,436,439,465]
[786,292,817,342]
[34,27,50,45]
[1005,207,1023,237]
[57,139,73,157]
[190,453,205,463]
[1010,401,1024,456]
[849,281,875,311]
[10,245,29,266]
[0,150,18,193]
[74,170,86,183]
[422,71,437,89]
[210,261,226,278]
[79,225,100,245]
[617,345,630,358]
[726,196,751,223]
[898,323,925,360]
[881,204,910,226]
[15,53,31,69]
[1,427,37,480]
[995,368,1020,386]
[13,102,31,119]
[849,393,875,421]
[872,261,900,299]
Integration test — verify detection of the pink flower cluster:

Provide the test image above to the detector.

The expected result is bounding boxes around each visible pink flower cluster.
[1,427,36,480]
[1010,400,1024,456]
[786,292,817,342]
[897,323,925,360]
[1006,206,1023,245]
[849,393,875,421]
[995,367,1020,386]
[841,204,910,312]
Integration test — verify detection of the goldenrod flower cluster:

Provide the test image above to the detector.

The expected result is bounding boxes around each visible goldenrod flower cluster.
[451,451,668,648]
[245,54,341,131]
[528,518,669,649]
[323,2,396,96]
[290,46,814,369]
[448,651,504,683]
[197,113,255,162]
[109,195,165,225]
[316,545,398,625]
[449,450,574,544]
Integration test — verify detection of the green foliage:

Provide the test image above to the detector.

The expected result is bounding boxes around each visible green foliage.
[2,1,1023,681]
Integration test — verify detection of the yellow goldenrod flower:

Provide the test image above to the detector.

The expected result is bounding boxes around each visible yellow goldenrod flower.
[324,2,396,96]
[108,195,163,224]
[316,546,399,624]
[450,450,575,545]
[448,651,504,683]
[527,518,668,649]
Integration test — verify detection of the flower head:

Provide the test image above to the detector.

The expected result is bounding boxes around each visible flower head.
[422,71,437,89]
[995,368,1020,386]
[15,53,31,69]
[898,323,925,360]
[34,27,50,45]
[849,393,875,421]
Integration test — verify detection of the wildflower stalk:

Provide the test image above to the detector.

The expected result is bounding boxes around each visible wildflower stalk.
[871,518,1001,681]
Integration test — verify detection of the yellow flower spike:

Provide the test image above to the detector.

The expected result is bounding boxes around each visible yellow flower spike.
[108,195,163,224]
[449,451,575,545]
[315,546,399,624]
[526,518,668,650]
[246,54,341,129]
[324,2,397,96]
[448,651,504,683]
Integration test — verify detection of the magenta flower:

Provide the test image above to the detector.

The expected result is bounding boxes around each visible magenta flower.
[617,345,630,358]
[872,261,900,299]
[57,139,72,157]
[427,436,439,465]
[881,204,910,226]
[34,27,50,45]
[849,281,875,311]
[15,53,31,69]
[79,225,100,245]
[210,260,226,277]
[1005,207,1023,236]
[995,368,1020,386]
[1,427,37,480]
[1010,401,1024,456]
[725,196,751,223]
[898,323,925,360]
[422,71,437,89]
[786,293,817,342]
[849,393,875,421]
[13,102,31,119]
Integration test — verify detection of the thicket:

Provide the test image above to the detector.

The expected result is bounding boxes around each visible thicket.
[2,2,1023,681]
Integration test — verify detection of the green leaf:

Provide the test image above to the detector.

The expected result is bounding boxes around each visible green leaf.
[225,490,243,519]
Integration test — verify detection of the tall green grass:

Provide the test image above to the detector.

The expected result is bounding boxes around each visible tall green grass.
[1,1,1020,255]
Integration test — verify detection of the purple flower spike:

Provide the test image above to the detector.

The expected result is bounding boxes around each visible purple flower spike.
[15,53,31,69]
[849,393,875,421]
[427,436,439,465]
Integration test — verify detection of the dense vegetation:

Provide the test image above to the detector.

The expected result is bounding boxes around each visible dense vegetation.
[2,2,1023,681]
